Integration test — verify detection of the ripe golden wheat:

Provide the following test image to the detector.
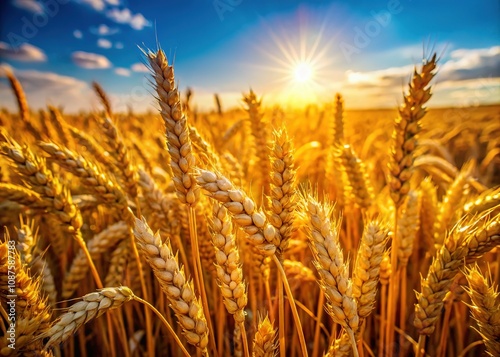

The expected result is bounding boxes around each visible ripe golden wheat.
[0,49,499,357]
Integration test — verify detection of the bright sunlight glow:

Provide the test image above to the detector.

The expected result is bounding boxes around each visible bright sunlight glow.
[294,62,313,83]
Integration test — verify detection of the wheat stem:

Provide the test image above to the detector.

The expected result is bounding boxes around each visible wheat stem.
[272,254,308,357]
[132,295,190,357]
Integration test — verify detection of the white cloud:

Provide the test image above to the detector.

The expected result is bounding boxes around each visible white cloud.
[72,51,112,69]
[345,65,413,89]
[115,68,130,76]
[12,0,44,13]
[312,45,500,109]
[97,38,112,49]
[131,62,148,73]
[0,42,46,62]
[439,46,500,82]
[80,0,105,11]
[0,64,91,112]
[91,24,120,36]
[74,30,83,39]
[344,46,500,91]
[105,0,120,5]
[106,8,151,30]
[115,42,124,49]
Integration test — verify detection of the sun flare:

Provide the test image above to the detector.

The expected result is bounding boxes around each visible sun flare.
[293,62,313,83]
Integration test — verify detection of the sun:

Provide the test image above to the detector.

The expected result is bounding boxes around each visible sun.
[293,62,313,83]
[252,17,336,107]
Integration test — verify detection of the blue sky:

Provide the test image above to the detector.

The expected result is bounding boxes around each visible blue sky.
[0,0,499,112]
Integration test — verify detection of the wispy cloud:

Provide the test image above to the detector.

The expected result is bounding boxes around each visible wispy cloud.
[97,38,112,49]
[332,46,500,108]
[345,46,500,90]
[75,0,151,31]
[0,42,47,62]
[439,46,500,82]
[12,0,44,14]
[131,62,148,73]
[90,24,120,36]
[73,30,83,39]
[0,64,91,112]
[345,65,412,88]
[79,0,105,11]
[115,42,124,49]
[115,68,130,76]
[106,8,151,30]
[72,51,112,69]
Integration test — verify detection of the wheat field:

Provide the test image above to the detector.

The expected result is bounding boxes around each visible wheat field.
[0,50,499,357]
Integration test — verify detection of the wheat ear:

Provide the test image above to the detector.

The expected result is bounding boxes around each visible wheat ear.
[41,287,133,351]
[133,217,210,353]
[336,144,374,209]
[328,221,388,356]
[397,190,420,267]
[210,203,247,322]
[4,68,41,141]
[67,124,114,168]
[252,314,277,357]
[388,54,437,208]
[0,240,52,355]
[303,196,359,355]
[196,169,278,255]
[38,141,132,225]
[414,211,500,336]
[434,162,474,245]
[464,186,500,215]
[244,90,271,196]
[47,105,72,148]
[146,48,200,206]
[0,183,43,206]
[96,114,139,199]
[267,129,297,258]
[92,81,113,117]
[463,265,500,357]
